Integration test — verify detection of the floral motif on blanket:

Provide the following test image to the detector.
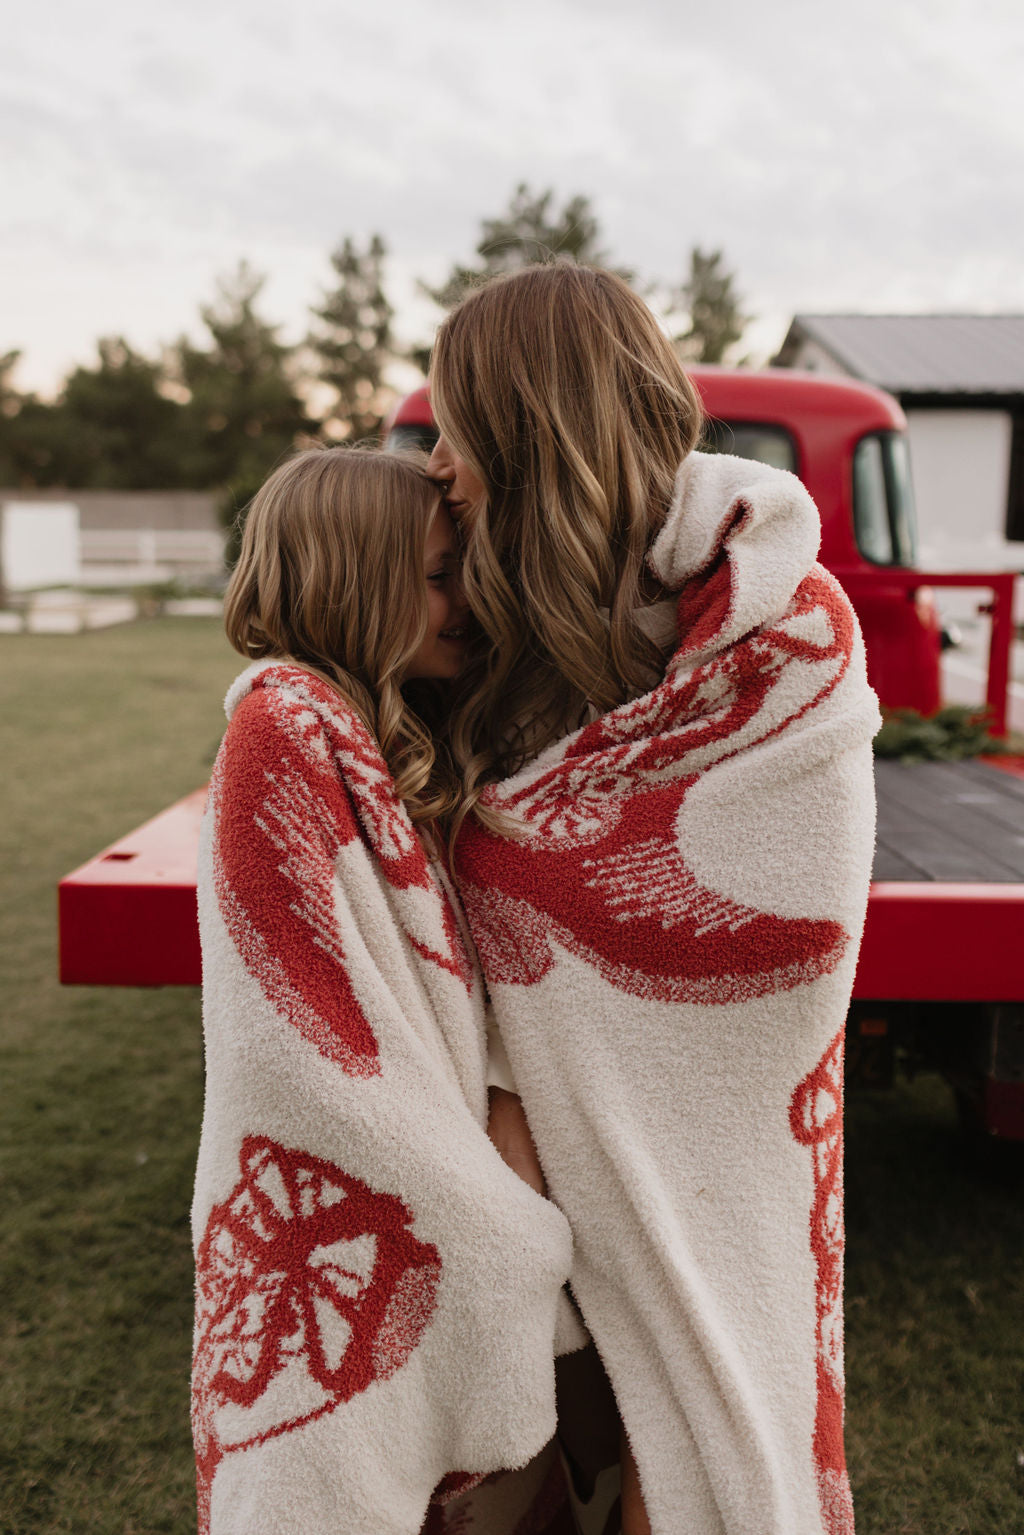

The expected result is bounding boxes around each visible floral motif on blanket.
[214,668,471,1076]
[789,1031,855,1535]
[193,1136,441,1534]
[456,570,854,1004]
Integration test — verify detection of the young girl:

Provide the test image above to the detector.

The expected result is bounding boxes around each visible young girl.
[428,264,881,1535]
[190,447,579,1535]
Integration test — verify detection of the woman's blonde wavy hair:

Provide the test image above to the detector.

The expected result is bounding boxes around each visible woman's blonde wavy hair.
[224,445,460,829]
[430,262,704,811]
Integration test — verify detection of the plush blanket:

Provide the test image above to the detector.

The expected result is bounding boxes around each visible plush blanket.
[192,662,579,1535]
[454,452,882,1535]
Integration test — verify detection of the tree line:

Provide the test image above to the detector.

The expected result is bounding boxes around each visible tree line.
[0,185,748,519]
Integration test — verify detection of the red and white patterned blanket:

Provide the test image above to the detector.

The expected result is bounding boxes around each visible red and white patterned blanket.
[454,452,881,1535]
[192,663,577,1534]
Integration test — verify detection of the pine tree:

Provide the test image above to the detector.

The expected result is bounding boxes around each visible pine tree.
[410,184,629,372]
[308,235,395,441]
[57,338,187,487]
[670,247,748,365]
[174,262,314,558]
[176,264,312,479]
[0,351,33,485]
[0,340,187,489]
[0,350,21,424]
[425,185,621,307]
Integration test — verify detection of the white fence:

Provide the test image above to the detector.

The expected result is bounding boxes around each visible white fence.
[79,528,226,583]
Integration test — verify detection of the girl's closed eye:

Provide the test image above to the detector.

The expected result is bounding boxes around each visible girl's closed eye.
[403,505,471,682]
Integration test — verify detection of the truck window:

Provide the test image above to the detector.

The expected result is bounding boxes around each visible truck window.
[699,418,798,473]
[853,432,918,566]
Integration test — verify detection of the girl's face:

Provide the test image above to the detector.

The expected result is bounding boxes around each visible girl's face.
[402,505,471,681]
[425,435,485,529]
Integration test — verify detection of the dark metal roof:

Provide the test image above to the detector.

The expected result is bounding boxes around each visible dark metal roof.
[778,315,1024,395]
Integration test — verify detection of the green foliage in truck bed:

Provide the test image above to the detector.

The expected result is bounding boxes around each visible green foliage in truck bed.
[873,704,1008,763]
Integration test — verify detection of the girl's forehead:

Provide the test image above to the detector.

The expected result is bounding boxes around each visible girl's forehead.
[423,504,460,561]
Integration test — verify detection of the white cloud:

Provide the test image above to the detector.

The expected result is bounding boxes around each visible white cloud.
[3,0,1023,392]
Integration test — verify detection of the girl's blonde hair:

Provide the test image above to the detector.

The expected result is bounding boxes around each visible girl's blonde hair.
[224,445,459,828]
[430,262,704,806]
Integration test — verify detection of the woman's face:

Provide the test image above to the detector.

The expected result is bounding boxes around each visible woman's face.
[425,435,485,529]
[402,504,471,681]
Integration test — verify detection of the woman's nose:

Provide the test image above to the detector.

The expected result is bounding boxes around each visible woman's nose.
[426,436,454,485]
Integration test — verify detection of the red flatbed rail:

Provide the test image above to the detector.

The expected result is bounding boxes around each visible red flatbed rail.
[856,882,1022,999]
[58,787,207,987]
[58,760,1024,998]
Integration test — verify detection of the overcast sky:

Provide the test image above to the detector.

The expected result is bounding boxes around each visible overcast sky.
[3,0,1023,395]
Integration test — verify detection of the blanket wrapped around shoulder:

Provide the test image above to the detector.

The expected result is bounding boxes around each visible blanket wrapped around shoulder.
[454,452,882,1535]
[192,663,578,1535]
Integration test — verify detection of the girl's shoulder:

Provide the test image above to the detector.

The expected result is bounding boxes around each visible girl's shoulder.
[222,660,381,769]
[215,659,429,878]
[225,659,362,729]
[226,657,334,715]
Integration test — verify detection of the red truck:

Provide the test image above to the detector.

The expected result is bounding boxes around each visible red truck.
[387,376,1017,731]
[59,370,1024,1143]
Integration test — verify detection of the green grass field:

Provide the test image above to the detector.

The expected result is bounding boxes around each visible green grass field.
[1,618,1022,1534]
[1,620,239,1535]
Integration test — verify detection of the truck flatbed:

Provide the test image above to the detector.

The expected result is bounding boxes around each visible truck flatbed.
[853,757,1024,1004]
[872,758,1024,884]
[58,759,1024,1000]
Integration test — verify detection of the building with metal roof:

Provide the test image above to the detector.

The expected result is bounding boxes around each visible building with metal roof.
[775,315,1024,400]
[774,315,1024,554]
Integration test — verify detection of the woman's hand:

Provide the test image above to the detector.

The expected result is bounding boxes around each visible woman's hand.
[487,1088,547,1197]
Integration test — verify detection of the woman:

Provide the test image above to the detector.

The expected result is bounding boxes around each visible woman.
[427,264,880,1535]
[191,447,580,1535]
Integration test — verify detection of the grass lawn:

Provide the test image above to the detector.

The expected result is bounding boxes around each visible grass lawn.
[1,619,239,1535]
[2,617,1022,1534]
